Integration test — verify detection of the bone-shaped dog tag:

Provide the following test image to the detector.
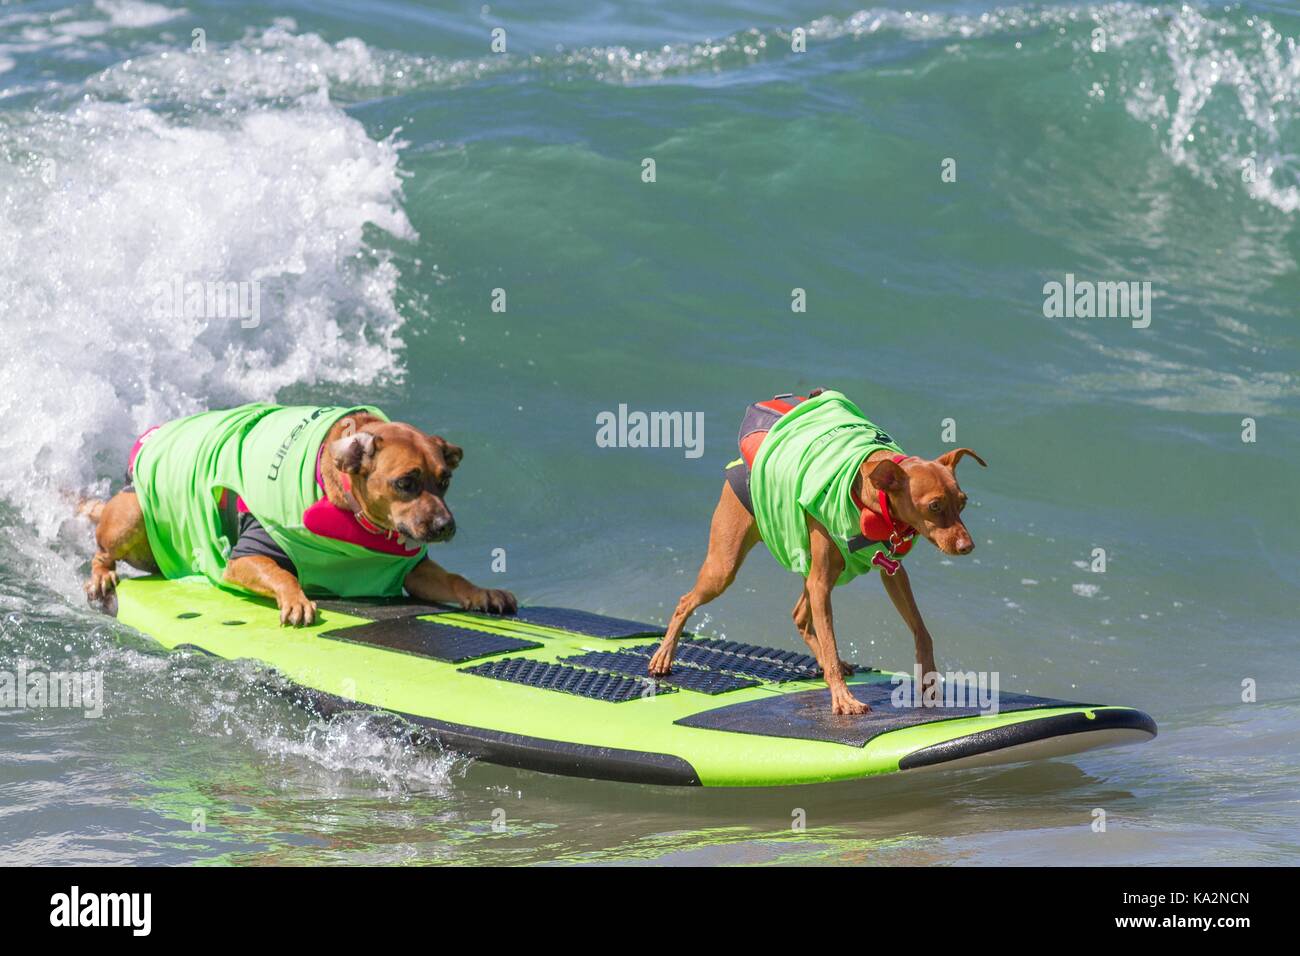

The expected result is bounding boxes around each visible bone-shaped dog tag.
[872,551,901,576]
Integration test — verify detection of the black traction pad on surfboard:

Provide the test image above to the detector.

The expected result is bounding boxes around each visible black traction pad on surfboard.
[460,658,674,703]
[615,641,824,683]
[316,597,450,621]
[500,606,665,639]
[562,651,760,695]
[323,618,542,664]
[674,683,1085,747]
[682,638,826,677]
[321,602,668,637]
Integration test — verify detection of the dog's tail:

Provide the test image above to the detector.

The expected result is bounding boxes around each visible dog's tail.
[75,496,107,525]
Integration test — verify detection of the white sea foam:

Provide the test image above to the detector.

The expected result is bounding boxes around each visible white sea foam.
[191,665,463,794]
[87,20,504,106]
[77,639,463,794]
[94,0,187,30]
[1111,4,1300,213]
[0,31,415,545]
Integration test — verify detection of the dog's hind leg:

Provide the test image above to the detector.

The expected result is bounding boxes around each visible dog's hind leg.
[86,490,157,603]
[792,587,855,678]
[75,497,106,525]
[648,482,759,676]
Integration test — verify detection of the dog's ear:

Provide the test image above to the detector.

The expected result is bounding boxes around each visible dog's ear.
[868,458,907,492]
[937,448,987,472]
[330,429,378,475]
[430,435,462,470]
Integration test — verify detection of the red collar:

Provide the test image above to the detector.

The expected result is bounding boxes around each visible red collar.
[851,454,917,555]
[337,473,405,540]
[315,443,407,544]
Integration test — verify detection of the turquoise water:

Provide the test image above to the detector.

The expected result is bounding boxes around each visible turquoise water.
[1,0,1297,865]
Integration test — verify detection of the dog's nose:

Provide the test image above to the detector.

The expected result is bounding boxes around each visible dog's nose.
[956,537,974,555]
[427,516,456,542]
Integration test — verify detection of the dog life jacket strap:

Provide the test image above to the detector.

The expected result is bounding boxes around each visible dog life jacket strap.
[847,454,917,575]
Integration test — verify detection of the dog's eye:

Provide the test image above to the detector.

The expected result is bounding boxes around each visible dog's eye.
[394,476,418,494]
[928,500,942,513]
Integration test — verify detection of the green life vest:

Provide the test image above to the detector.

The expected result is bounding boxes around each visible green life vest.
[749,390,905,585]
[131,404,428,598]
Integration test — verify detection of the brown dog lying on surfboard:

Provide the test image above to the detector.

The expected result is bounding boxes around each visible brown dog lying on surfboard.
[80,403,516,625]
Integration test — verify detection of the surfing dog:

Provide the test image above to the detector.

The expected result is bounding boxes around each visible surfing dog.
[647,390,985,715]
[81,405,516,626]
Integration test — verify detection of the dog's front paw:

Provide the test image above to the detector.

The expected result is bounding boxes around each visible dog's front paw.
[830,688,870,715]
[85,567,118,602]
[647,642,676,677]
[463,588,517,615]
[277,591,317,628]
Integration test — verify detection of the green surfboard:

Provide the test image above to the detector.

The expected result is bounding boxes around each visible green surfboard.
[111,576,1156,787]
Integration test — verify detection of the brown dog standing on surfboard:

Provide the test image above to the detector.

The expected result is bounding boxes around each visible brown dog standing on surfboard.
[648,389,985,715]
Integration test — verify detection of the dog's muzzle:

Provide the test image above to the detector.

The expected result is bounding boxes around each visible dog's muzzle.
[404,516,455,543]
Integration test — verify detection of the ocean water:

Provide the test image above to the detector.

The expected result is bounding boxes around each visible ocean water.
[1,0,1297,865]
